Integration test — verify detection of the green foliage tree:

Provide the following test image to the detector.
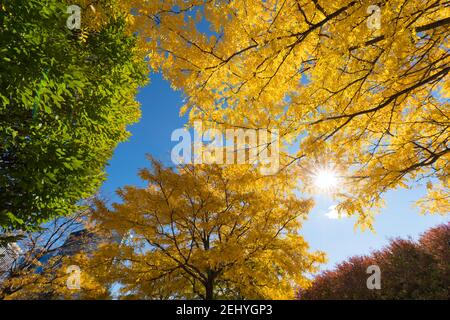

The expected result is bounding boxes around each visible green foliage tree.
[0,0,147,232]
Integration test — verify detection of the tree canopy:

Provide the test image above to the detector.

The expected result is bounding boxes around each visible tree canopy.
[125,0,450,228]
[0,0,147,231]
[1,0,448,301]
[80,159,324,300]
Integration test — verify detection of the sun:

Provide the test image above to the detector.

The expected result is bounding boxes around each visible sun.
[313,168,339,192]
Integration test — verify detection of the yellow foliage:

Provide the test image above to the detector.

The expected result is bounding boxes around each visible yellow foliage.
[87,158,325,299]
[124,0,449,225]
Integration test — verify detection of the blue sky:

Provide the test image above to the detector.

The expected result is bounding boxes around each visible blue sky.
[101,73,449,271]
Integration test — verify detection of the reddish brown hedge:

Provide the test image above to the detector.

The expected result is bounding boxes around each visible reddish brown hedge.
[299,223,449,300]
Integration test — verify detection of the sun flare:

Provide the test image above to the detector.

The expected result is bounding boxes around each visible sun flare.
[313,169,339,192]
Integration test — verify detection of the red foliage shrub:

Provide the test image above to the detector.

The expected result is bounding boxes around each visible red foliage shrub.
[299,223,449,300]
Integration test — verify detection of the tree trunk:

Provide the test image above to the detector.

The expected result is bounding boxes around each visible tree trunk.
[205,271,215,300]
